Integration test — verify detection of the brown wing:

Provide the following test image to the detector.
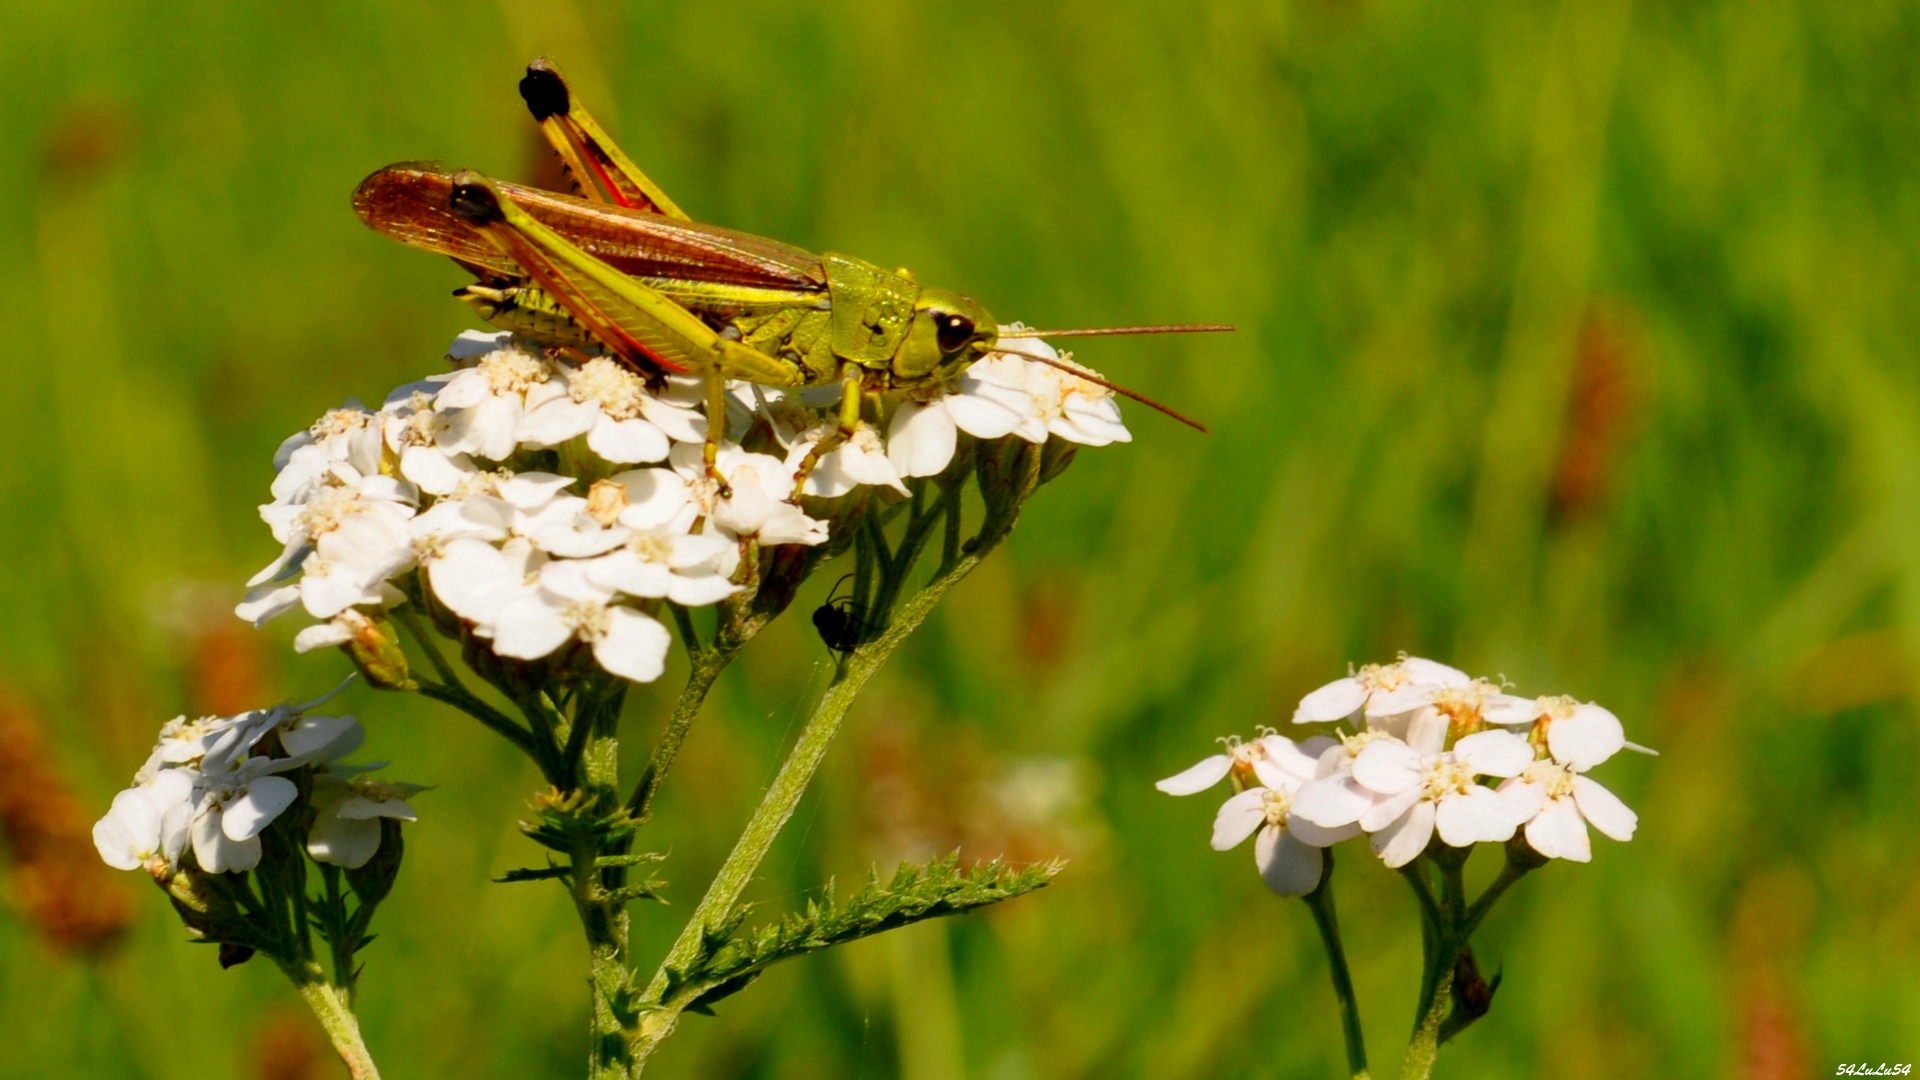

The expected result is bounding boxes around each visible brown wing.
[352,163,825,293]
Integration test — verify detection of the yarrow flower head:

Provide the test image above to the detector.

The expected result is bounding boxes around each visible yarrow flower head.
[1168,656,1650,885]
[234,330,1140,688]
[94,683,420,878]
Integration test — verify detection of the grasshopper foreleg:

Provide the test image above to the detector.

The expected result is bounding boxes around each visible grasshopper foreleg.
[788,376,865,501]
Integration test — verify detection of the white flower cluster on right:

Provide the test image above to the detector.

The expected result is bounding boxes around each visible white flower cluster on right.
[1158,656,1646,895]
[235,329,1129,685]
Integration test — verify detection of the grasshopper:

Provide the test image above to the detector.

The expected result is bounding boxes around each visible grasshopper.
[353,59,1222,496]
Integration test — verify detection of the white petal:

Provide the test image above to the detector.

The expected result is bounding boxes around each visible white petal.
[308,814,383,868]
[1290,776,1374,828]
[664,572,740,607]
[1294,677,1367,723]
[1400,658,1470,686]
[280,714,362,761]
[944,380,1027,439]
[246,539,309,588]
[539,559,616,603]
[1372,800,1436,868]
[515,397,598,446]
[1495,777,1549,824]
[400,446,474,496]
[235,583,303,626]
[1454,730,1534,778]
[222,776,300,841]
[293,621,355,653]
[1210,788,1268,850]
[1154,754,1232,796]
[299,564,380,619]
[593,607,672,683]
[1252,735,1321,785]
[1351,740,1423,795]
[93,791,157,869]
[1256,827,1325,896]
[426,539,517,625]
[446,329,511,361]
[1359,787,1423,833]
[587,415,671,464]
[193,811,261,874]
[497,472,576,509]
[1404,706,1448,755]
[491,592,573,660]
[1525,796,1592,862]
[1482,693,1541,727]
[1287,815,1360,847]
[585,552,674,599]
[1434,785,1516,847]
[1571,776,1637,842]
[1548,704,1626,771]
[887,400,959,478]
[611,469,692,529]
[1368,683,1438,718]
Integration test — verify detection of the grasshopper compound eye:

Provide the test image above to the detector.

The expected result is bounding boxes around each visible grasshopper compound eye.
[935,312,976,353]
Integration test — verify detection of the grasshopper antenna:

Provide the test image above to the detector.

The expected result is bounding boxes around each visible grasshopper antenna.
[1008,323,1234,338]
[988,345,1210,433]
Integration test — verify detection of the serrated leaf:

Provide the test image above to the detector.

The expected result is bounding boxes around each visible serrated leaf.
[496,863,573,884]
[676,853,1060,1011]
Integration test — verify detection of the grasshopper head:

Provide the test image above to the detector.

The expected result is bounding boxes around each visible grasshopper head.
[893,288,998,384]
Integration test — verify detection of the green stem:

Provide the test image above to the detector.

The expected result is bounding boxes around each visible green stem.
[282,961,382,1080]
[629,541,1003,1069]
[1460,857,1531,942]
[1302,848,1369,1080]
[573,680,636,1080]
[394,607,542,760]
[1398,962,1453,1080]
[626,646,735,821]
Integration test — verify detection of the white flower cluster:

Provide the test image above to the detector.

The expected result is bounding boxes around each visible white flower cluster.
[1158,657,1646,895]
[92,689,424,876]
[235,330,1128,683]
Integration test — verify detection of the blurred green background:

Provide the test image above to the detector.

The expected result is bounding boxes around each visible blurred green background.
[0,0,1913,1076]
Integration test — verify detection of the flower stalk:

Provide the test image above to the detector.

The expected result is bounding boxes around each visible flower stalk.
[1302,848,1369,1080]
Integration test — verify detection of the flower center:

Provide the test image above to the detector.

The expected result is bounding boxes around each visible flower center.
[1420,756,1476,799]
[569,358,647,421]
[1262,787,1292,827]
[1355,662,1409,693]
[477,347,551,394]
[1340,729,1387,760]
[1431,680,1495,738]
[628,528,675,564]
[562,599,611,641]
[310,408,374,441]
[299,485,366,538]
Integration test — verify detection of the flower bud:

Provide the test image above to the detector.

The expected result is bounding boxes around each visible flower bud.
[341,611,414,692]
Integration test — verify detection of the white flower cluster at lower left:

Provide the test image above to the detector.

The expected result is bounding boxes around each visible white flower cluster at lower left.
[1158,656,1648,895]
[92,689,423,876]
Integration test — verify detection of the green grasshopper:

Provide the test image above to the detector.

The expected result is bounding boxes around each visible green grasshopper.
[353,59,1222,495]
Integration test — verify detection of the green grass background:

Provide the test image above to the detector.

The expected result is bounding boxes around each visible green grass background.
[0,0,1914,1076]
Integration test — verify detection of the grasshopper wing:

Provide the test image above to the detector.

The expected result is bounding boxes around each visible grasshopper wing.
[353,165,824,295]
[447,172,726,375]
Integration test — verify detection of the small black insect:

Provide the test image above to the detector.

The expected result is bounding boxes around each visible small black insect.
[813,575,879,656]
